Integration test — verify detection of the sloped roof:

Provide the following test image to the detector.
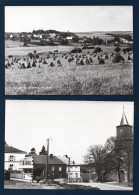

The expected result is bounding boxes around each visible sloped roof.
[5,144,27,154]
[33,155,66,165]
[120,111,129,126]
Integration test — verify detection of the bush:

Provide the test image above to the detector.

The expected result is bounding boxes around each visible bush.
[112,53,125,63]
[60,183,100,190]
[99,59,105,64]
[27,52,39,59]
[27,53,34,59]
[123,47,132,54]
[36,54,39,59]
[93,47,102,53]
[114,47,121,52]
[4,170,10,180]
[8,55,13,58]
[35,176,41,183]
[71,48,82,53]
[60,39,69,45]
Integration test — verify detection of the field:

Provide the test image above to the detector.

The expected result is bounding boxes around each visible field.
[75,32,114,40]
[5,40,74,56]
[5,40,133,95]
[75,31,133,40]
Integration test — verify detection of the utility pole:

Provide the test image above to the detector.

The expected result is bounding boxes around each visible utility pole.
[68,157,70,183]
[45,138,49,183]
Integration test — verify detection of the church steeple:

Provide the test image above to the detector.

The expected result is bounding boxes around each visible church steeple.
[120,106,129,126]
[115,106,133,149]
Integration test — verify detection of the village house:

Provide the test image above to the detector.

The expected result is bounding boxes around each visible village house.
[17,156,33,180]
[33,154,67,181]
[5,143,27,171]
[60,155,81,182]
[66,36,73,40]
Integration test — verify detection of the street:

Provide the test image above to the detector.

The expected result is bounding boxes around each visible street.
[71,182,133,191]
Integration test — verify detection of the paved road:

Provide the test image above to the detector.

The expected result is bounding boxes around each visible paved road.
[72,182,133,191]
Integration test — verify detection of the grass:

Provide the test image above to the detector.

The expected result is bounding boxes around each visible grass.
[5,40,74,57]
[4,180,100,190]
[4,180,62,189]
[5,61,133,95]
[5,40,133,95]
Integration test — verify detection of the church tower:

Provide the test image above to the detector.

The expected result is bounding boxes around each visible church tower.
[115,108,133,149]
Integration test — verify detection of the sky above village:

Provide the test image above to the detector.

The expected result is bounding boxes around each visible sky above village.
[5,6,133,32]
[5,101,134,164]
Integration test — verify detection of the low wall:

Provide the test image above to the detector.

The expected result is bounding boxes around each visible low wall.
[10,170,24,179]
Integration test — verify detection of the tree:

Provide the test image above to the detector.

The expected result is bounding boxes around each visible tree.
[104,136,124,183]
[104,136,116,153]
[104,149,124,183]
[112,53,125,63]
[114,37,120,43]
[49,39,54,46]
[93,47,102,53]
[72,35,79,43]
[105,135,133,183]
[71,48,82,53]
[114,47,121,53]
[60,38,69,45]
[29,147,36,155]
[84,144,107,181]
[39,145,47,155]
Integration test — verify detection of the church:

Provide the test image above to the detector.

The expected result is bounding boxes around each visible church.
[104,109,133,183]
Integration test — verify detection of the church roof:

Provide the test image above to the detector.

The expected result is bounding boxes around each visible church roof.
[120,110,129,126]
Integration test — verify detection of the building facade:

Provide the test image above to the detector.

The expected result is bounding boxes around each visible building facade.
[5,143,27,171]
[33,154,67,181]
[59,155,81,182]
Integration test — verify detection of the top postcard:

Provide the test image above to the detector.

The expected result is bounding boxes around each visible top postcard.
[5,6,133,95]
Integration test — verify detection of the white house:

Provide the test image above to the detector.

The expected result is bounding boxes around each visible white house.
[18,156,33,180]
[33,34,42,39]
[66,36,73,40]
[5,143,27,171]
[59,155,81,182]
[67,164,81,182]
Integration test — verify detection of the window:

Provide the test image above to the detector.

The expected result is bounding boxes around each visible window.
[120,129,124,135]
[51,166,54,171]
[9,164,13,170]
[9,155,15,161]
[59,166,62,171]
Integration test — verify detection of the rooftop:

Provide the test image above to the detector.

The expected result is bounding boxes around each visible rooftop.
[33,155,66,165]
[5,144,27,154]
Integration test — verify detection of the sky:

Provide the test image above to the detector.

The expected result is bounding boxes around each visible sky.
[5,100,134,164]
[5,6,133,32]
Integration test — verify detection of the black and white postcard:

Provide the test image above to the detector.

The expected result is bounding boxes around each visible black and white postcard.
[5,6,133,95]
[4,100,134,190]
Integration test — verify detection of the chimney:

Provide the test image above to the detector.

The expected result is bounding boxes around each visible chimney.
[50,154,53,158]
